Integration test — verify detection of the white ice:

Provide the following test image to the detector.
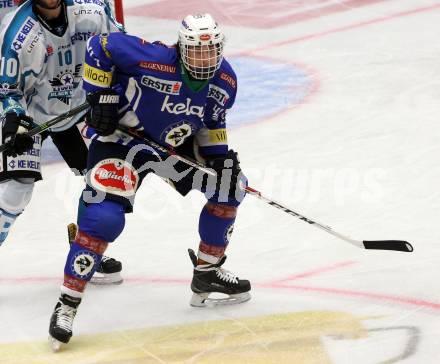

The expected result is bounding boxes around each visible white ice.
[1,0,440,363]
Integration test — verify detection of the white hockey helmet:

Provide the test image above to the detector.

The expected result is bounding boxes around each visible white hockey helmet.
[178,13,225,80]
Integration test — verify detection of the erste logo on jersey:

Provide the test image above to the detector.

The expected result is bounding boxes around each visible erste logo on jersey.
[90,159,139,197]
[11,18,36,51]
[71,31,96,45]
[0,0,18,9]
[161,95,205,118]
[141,76,182,95]
[208,85,230,107]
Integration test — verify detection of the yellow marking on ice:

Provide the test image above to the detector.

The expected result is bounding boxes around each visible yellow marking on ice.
[0,311,370,364]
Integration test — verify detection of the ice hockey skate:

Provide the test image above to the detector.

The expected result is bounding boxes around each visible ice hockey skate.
[67,223,123,285]
[48,294,81,352]
[188,249,251,307]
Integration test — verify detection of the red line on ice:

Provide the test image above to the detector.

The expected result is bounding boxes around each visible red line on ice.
[3,271,440,311]
[239,3,440,55]
[259,282,440,311]
[269,260,357,284]
[125,0,391,29]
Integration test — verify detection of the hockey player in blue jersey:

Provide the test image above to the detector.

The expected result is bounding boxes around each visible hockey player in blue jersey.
[48,13,251,350]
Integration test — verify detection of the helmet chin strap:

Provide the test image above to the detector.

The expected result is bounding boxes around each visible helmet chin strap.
[35,0,62,10]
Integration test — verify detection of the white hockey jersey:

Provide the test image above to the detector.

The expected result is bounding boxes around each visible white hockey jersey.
[0,0,122,132]
[0,0,18,26]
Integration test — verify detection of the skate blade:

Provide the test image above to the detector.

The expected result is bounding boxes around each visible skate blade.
[48,336,64,352]
[89,272,123,285]
[190,292,251,307]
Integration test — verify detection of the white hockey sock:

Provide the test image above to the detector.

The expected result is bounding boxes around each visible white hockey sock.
[60,285,84,299]
[0,209,19,245]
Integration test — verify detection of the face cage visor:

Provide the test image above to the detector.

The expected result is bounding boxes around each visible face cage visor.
[180,42,224,80]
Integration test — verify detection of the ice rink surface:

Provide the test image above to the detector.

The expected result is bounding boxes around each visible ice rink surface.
[1,0,440,363]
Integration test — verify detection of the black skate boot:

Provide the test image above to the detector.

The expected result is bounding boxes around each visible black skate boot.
[188,249,251,307]
[67,223,123,285]
[91,255,123,285]
[48,294,81,352]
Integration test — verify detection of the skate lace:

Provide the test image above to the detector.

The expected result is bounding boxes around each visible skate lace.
[55,304,76,331]
[215,267,239,284]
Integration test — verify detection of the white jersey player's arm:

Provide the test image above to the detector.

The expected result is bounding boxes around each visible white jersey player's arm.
[0,8,16,30]
[0,0,18,29]
[0,10,38,117]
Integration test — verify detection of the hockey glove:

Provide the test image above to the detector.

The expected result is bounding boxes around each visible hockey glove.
[2,113,34,157]
[86,89,120,136]
[205,149,247,201]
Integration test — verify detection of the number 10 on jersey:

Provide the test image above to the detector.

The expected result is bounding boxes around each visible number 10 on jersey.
[58,50,73,66]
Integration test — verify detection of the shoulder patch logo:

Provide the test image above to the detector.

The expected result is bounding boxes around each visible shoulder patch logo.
[220,72,236,89]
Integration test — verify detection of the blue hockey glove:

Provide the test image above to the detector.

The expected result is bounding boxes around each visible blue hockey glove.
[86,89,120,136]
[2,113,34,157]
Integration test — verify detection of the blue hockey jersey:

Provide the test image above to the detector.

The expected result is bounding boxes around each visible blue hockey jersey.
[83,32,238,156]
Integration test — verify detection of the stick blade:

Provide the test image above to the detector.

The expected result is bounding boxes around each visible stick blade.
[363,240,413,252]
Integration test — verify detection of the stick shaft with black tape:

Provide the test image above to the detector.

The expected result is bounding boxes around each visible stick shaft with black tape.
[245,186,413,252]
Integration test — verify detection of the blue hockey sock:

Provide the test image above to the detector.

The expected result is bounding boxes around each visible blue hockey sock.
[198,202,237,263]
[63,230,108,293]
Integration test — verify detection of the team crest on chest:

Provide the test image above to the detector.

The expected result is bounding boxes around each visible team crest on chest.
[48,64,82,104]
[162,121,194,147]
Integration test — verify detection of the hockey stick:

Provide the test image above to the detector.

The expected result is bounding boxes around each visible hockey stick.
[244,186,413,252]
[0,102,90,154]
[117,125,216,176]
[117,125,414,253]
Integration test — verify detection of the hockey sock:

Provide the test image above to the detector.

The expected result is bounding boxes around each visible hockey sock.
[0,208,19,245]
[63,230,108,295]
[198,202,237,264]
